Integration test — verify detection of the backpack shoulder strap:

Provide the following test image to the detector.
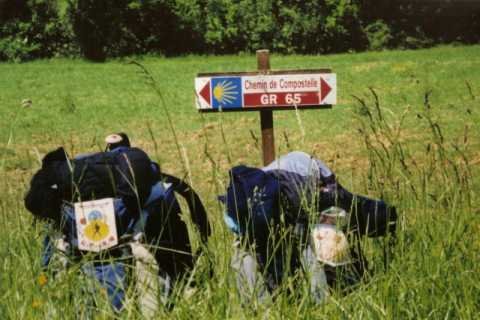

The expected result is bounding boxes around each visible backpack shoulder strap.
[158,173,211,243]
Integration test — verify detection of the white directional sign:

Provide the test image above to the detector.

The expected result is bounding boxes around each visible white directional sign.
[195,70,336,111]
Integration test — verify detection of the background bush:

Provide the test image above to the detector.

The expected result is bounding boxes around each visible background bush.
[0,0,71,61]
[363,20,392,51]
[0,0,479,61]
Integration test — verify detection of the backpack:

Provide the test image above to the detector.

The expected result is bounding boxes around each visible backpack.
[68,146,157,217]
[25,147,210,275]
[24,146,154,221]
[218,165,280,241]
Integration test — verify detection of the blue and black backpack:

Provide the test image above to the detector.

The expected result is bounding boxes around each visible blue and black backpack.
[25,146,210,278]
[218,165,281,245]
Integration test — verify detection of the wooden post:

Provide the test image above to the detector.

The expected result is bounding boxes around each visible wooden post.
[257,49,275,166]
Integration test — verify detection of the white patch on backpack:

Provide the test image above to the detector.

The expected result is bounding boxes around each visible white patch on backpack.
[75,198,118,252]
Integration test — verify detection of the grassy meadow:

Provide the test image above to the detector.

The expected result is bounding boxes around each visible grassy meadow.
[0,45,479,319]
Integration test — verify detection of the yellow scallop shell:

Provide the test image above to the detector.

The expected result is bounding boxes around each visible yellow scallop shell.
[84,220,110,241]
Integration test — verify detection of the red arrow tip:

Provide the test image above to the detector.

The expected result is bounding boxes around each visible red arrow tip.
[320,77,332,102]
[199,81,211,105]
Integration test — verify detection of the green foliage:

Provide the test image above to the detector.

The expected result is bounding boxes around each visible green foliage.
[122,0,203,55]
[200,0,365,54]
[364,20,392,50]
[276,0,365,53]
[396,28,434,50]
[67,0,126,61]
[0,0,70,62]
[200,0,272,53]
[0,0,479,61]
[66,0,204,59]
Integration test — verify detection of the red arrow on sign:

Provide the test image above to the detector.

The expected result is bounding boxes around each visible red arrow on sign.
[320,77,331,102]
[199,81,211,106]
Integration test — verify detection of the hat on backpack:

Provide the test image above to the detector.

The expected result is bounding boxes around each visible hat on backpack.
[105,132,131,151]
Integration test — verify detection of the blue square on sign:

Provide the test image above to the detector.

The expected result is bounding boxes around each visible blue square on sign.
[211,77,242,109]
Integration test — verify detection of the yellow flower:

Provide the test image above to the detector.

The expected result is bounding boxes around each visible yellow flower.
[32,299,42,308]
[37,273,48,287]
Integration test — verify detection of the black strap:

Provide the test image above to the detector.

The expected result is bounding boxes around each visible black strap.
[159,173,211,243]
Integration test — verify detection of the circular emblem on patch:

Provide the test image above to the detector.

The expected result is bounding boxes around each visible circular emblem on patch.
[84,210,110,241]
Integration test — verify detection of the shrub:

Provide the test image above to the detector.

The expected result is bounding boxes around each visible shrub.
[67,0,127,61]
[364,20,392,51]
[67,0,203,60]
[122,0,203,55]
[201,0,276,53]
[200,0,366,54]
[0,0,68,62]
[2,0,479,61]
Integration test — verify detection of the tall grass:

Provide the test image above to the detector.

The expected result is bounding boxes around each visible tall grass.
[0,47,479,319]
[349,88,478,319]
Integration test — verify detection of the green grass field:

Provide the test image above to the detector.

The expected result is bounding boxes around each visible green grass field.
[0,45,479,319]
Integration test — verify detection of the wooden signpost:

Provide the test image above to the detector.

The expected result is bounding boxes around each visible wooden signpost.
[195,50,337,165]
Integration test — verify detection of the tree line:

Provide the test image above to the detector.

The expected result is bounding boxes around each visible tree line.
[1,0,479,62]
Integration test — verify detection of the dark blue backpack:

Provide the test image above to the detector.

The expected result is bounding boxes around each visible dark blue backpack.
[219,165,280,236]
[26,147,210,272]
[26,147,211,311]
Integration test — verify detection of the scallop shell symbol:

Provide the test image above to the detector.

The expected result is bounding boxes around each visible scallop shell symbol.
[84,210,110,242]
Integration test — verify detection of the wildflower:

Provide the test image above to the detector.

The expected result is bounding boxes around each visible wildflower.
[32,299,42,308]
[37,273,48,287]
